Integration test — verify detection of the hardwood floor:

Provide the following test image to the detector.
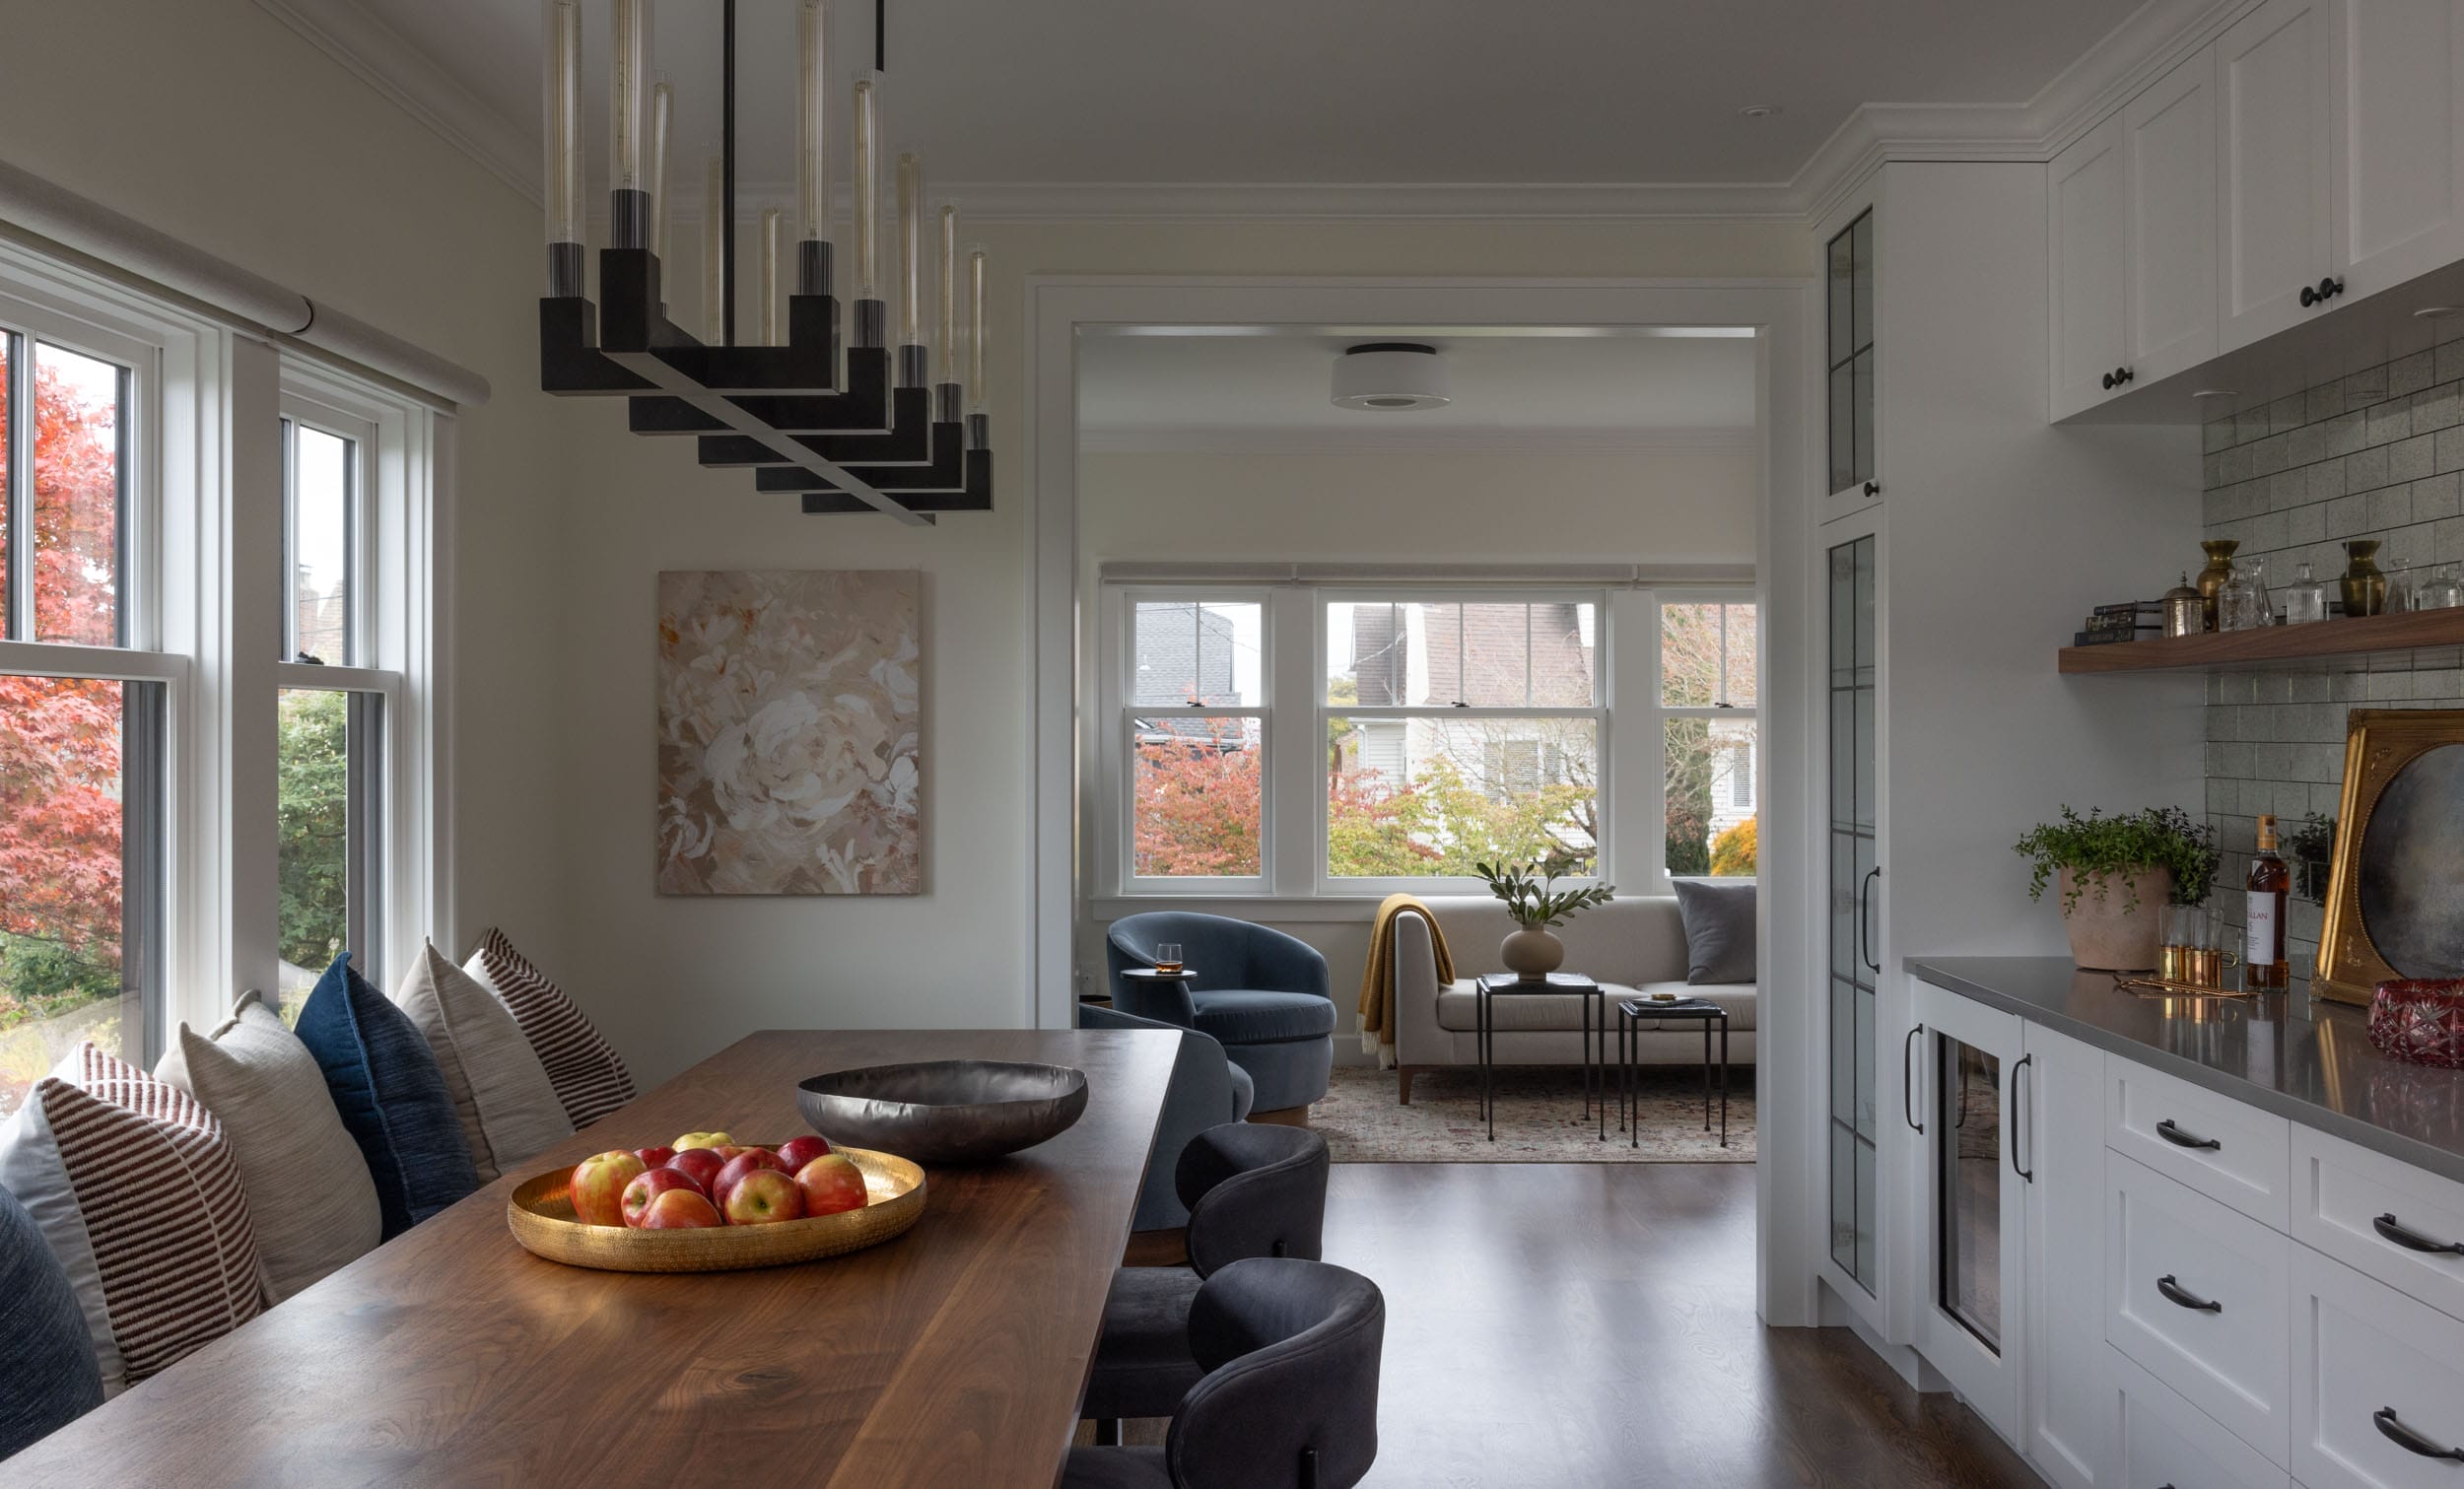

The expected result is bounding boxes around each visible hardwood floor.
[1108,1163,2037,1488]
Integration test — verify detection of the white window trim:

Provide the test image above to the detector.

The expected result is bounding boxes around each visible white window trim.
[1101,584,1275,897]
[0,233,448,1061]
[1653,586,1761,887]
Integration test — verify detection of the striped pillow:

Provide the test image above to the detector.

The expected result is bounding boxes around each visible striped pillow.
[0,1044,265,1394]
[463,927,635,1128]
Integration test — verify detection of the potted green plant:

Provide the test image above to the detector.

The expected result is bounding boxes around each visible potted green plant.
[1475,851,1615,981]
[2013,806,2219,971]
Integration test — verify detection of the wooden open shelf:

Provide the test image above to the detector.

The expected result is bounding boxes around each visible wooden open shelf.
[2059,608,2464,674]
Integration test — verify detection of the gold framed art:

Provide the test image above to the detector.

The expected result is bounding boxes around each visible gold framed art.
[2314,709,2464,1006]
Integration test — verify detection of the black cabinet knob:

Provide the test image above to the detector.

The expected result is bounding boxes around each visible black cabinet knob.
[2320,275,2345,300]
[1862,480,1880,498]
[2300,285,2319,307]
[2102,372,2116,390]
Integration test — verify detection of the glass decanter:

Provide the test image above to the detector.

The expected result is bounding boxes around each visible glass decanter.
[2422,562,2464,611]
[2282,561,2327,624]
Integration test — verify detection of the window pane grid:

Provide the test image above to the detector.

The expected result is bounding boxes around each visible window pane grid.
[283,418,357,666]
[276,686,385,1021]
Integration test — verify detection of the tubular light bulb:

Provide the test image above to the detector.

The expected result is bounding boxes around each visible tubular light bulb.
[896,152,924,349]
[967,245,987,415]
[796,0,832,248]
[936,205,958,385]
[609,0,652,198]
[702,156,726,343]
[541,0,583,251]
[649,80,673,265]
[852,75,881,299]
[760,208,783,346]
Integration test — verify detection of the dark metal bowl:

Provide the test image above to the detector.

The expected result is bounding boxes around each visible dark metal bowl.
[796,1060,1089,1163]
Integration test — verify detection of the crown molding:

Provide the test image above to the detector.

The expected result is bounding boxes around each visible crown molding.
[255,0,539,205]
[1078,426,1757,456]
[264,0,2259,229]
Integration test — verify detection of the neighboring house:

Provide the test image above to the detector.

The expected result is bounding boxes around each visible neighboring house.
[1345,600,1599,853]
[1707,717,1756,840]
[1132,602,1248,750]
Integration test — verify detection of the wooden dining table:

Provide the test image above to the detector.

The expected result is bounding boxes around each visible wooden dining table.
[7,1027,1180,1488]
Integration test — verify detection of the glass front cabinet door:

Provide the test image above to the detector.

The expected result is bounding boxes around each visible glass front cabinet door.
[1825,205,1877,511]
[1826,531,1880,1295]
[1910,977,2025,1442]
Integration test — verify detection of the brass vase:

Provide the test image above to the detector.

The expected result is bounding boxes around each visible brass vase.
[2196,539,2239,631]
[2342,539,2388,617]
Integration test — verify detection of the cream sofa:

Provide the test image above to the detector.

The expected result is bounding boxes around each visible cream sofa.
[1389,895,1755,1103]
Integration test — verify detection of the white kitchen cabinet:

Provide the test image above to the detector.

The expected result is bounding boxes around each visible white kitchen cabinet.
[2019,1024,2106,1489]
[2337,0,2464,301]
[2293,1245,2464,1489]
[2106,1345,2292,1489]
[2219,0,2342,349]
[2048,50,2220,421]
[2049,114,2130,420]
[2124,48,2219,386]
[1908,977,2025,1442]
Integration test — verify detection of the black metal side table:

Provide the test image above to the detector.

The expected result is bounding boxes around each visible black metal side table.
[1115,968,1198,1025]
[1617,995,1730,1148]
[1472,973,1605,1142]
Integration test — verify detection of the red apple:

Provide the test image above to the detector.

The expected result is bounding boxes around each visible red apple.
[712,1150,787,1201]
[637,1187,724,1229]
[621,1168,698,1227]
[570,1150,649,1228]
[720,1167,804,1225]
[794,1153,869,1218]
[633,1145,676,1171]
[664,1147,726,1195]
[775,1135,832,1172]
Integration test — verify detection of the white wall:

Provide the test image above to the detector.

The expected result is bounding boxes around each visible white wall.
[1071,442,1759,1060]
[0,0,575,980]
[1080,446,1758,565]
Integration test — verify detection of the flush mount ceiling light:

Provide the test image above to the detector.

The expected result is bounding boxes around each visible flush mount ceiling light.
[1738,104,1781,119]
[537,0,989,525]
[2416,305,2464,319]
[1331,343,1452,412]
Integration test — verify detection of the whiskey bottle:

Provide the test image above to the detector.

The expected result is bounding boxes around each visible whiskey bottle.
[2245,813,2291,990]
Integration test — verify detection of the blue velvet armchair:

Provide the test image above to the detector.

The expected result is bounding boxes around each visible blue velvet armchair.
[1106,912,1335,1115]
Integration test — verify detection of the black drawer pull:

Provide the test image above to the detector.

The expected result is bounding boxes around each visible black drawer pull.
[2156,1274,2222,1313]
[2373,1213,2464,1254]
[2156,1118,2220,1151]
[2374,1406,2464,1461]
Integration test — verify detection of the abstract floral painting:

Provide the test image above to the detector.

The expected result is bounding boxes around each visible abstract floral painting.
[657,571,921,895]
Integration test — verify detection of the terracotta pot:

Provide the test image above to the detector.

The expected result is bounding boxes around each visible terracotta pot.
[1499,927,1565,981]
[2054,865,2172,972]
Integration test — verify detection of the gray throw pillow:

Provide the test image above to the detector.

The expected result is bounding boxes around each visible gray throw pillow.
[1673,880,1757,984]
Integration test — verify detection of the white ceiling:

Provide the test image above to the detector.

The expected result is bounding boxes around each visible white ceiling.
[336,0,2148,194]
[1077,330,1758,448]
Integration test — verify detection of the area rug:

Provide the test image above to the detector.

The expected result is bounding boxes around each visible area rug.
[1307,1063,1755,1163]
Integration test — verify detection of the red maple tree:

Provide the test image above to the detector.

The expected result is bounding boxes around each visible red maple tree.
[1,354,126,1012]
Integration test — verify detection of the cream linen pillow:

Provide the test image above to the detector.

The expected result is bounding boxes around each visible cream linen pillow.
[393,941,574,1179]
[154,990,381,1304]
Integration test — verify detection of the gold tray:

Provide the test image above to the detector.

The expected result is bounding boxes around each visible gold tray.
[507,1146,926,1273]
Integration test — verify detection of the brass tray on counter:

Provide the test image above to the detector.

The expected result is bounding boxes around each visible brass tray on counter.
[507,1145,925,1273]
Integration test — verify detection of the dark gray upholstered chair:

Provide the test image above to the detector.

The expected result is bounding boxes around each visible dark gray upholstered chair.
[1084,1123,1329,1428]
[1062,1257,1385,1489]
[1079,1002,1255,1232]
[1106,913,1335,1114]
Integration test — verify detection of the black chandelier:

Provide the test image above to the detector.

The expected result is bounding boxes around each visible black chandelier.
[537,0,989,525]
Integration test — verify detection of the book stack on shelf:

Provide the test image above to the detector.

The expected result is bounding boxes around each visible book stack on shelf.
[2074,599,2162,647]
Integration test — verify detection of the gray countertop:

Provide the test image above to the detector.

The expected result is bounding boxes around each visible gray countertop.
[1907,956,2464,1186]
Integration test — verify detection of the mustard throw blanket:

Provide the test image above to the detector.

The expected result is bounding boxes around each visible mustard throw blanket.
[1357,893,1454,1067]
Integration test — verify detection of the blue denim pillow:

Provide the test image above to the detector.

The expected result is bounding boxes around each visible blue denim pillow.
[295,954,481,1239]
[0,1182,103,1458]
